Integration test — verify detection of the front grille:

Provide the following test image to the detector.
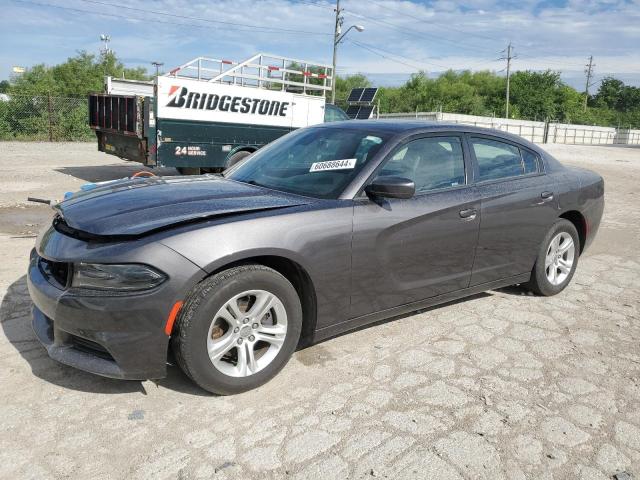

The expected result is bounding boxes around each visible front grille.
[69,335,114,361]
[38,256,70,289]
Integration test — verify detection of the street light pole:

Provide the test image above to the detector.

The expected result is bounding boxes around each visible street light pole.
[151,61,164,78]
[331,18,364,103]
[331,0,342,105]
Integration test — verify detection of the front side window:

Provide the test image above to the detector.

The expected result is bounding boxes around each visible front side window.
[378,136,465,194]
[471,137,540,181]
[226,127,389,199]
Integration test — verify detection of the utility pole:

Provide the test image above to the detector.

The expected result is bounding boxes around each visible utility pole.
[331,0,343,104]
[584,55,595,111]
[502,42,514,119]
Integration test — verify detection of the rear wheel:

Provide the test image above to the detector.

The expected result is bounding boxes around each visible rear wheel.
[172,265,302,395]
[526,219,580,296]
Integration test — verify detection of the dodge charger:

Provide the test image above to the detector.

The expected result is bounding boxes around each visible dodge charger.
[27,121,605,394]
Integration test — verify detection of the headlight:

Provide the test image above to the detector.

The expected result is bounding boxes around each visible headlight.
[71,263,166,291]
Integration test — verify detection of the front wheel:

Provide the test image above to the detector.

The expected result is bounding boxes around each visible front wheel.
[172,265,302,395]
[176,167,201,175]
[526,219,580,296]
[225,150,252,169]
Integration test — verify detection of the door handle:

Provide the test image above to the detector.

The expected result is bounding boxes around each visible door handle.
[537,191,554,204]
[459,208,477,220]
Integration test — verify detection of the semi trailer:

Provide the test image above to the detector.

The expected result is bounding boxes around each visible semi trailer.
[89,53,348,174]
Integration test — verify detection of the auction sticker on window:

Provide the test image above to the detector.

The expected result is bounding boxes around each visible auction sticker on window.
[309,158,357,172]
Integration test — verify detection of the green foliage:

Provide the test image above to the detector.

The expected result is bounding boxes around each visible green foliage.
[509,70,561,120]
[334,74,371,109]
[335,69,640,128]
[2,50,639,140]
[0,95,93,141]
[593,77,640,115]
[8,51,149,98]
[0,51,149,141]
[372,70,506,117]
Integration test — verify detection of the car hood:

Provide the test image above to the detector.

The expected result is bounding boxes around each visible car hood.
[55,175,310,237]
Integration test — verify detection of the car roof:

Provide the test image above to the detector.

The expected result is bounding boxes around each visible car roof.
[315,119,539,150]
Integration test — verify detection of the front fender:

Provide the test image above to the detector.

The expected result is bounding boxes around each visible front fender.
[159,206,354,330]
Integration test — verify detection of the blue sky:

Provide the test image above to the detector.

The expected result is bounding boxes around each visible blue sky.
[1,0,639,90]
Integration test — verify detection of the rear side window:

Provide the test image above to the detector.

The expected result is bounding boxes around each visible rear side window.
[324,104,349,122]
[470,137,540,181]
[521,149,540,174]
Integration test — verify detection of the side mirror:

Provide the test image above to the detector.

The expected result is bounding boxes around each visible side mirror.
[365,176,415,199]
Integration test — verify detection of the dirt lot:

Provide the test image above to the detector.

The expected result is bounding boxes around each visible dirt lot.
[1,141,639,479]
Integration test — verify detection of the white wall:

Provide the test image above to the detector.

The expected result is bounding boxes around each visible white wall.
[378,111,639,146]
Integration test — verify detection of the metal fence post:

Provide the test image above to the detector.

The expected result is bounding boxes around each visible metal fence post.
[543,119,549,144]
[47,93,54,142]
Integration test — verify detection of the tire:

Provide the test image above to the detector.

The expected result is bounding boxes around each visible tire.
[225,150,252,169]
[172,265,302,395]
[176,167,201,175]
[526,219,580,296]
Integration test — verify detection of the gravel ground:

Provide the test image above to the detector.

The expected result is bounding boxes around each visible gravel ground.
[0,141,639,479]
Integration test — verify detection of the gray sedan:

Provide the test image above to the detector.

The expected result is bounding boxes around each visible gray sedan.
[27,121,604,394]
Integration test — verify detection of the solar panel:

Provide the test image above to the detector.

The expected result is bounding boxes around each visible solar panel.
[360,88,378,103]
[356,106,374,119]
[347,88,364,102]
[346,105,360,119]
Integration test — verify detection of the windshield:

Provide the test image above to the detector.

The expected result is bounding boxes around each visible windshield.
[226,127,390,199]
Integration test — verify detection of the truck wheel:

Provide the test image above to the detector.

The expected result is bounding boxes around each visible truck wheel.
[176,167,201,175]
[172,264,302,395]
[225,150,252,169]
[526,219,580,296]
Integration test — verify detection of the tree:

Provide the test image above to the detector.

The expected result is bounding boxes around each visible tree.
[0,80,9,94]
[593,77,625,110]
[366,68,639,128]
[0,51,150,140]
[8,51,149,97]
[509,70,562,120]
[333,74,371,108]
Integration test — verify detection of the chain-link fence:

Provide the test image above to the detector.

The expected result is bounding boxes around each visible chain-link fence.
[0,95,93,141]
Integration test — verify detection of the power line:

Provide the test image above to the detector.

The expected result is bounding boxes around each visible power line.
[295,0,334,10]
[343,8,500,55]
[356,39,493,71]
[348,39,432,71]
[360,0,505,44]
[345,0,600,70]
[301,0,498,71]
[516,54,585,68]
[76,0,330,34]
[12,0,332,36]
[299,0,500,72]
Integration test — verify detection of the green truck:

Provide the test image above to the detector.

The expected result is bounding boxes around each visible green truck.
[89,53,348,174]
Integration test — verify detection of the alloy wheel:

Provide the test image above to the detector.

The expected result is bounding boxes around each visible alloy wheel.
[545,232,575,286]
[206,289,287,377]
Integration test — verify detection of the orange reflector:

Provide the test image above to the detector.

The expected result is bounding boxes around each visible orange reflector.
[164,301,184,336]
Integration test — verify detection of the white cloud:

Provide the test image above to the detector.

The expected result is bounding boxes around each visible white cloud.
[1,0,639,86]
